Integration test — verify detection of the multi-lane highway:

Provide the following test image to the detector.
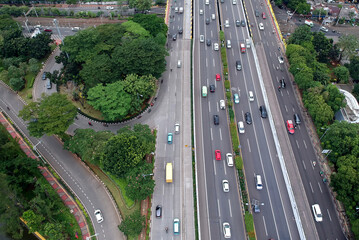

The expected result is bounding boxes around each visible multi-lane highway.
[244,0,347,239]
[194,0,248,239]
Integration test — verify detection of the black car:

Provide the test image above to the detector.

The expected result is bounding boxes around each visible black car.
[294,114,301,125]
[42,72,47,80]
[280,79,286,89]
[155,205,162,218]
[255,10,259,17]
[241,20,246,27]
[206,18,210,25]
[172,34,177,41]
[259,106,267,118]
[214,115,219,125]
[210,84,215,92]
[206,39,211,46]
[236,20,240,27]
[178,27,183,34]
[245,112,252,124]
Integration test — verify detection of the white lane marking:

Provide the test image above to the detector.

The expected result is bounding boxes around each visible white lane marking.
[208,101,211,112]
[269,52,272,57]
[217,199,221,217]
[284,105,288,112]
[213,58,215,67]
[263,216,268,236]
[247,138,251,152]
[309,182,314,193]
[220,128,223,141]
[327,209,332,222]
[303,140,307,149]
[296,139,299,149]
[206,58,208,68]
[223,159,227,175]
[302,160,306,170]
[213,159,217,176]
[210,128,213,141]
[229,199,232,217]
[318,182,323,193]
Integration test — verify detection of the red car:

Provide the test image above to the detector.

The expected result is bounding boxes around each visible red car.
[215,150,221,160]
[286,120,295,134]
[216,74,221,81]
[44,29,52,32]
[262,12,266,19]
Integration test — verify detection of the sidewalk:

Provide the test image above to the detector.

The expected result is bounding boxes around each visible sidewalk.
[0,112,90,240]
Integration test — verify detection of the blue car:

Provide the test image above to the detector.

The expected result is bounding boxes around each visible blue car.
[167,133,173,144]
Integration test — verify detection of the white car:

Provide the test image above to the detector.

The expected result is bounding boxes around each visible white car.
[320,26,328,32]
[278,56,284,64]
[214,43,219,51]
[223,222,231,238]
[200,35,204,43]
[312,204,323,222]
[94,209,103,223]
[222,180,229,192]
[287,11,293,16]
[199,9,203,15]
[106,6,114,10]
[259,23,264,30]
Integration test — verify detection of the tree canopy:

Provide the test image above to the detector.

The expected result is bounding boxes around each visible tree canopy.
[19,93,77,137]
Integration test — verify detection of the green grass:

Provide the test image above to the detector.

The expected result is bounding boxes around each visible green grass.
[87,163,140,219]
[230,122,239,151]
[244,212,256,240]
[235,155,243,170]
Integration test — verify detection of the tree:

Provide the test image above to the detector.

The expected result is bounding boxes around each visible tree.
[129,0,152,11]
[337,34,359,62]
[296,2,310,14]
[102,130,149,177]
[28,58,39,74]
[294,66,315,90]
[333,65,349,83]
[22,210,45,233]
[28,33,52,59]
[321,121,359,160]
[43,222,66,240]
[79,54,116,90]
[131,14,168,37]
[125,163,155,200]
[19,93,77,137]
[303,87,334,127]
[65,128,114,164]
[9,78,24,91]
[113,37,168,79]
[352,83,359,101]
[0,175,24,240]
[313,62,330,85]
[7,65,24,79]
[322,84,345,112]
[87,81,133,121]
[288,25,312,45]
[118,210,145,236]
[312,32,332,63]
[346,56,359,81]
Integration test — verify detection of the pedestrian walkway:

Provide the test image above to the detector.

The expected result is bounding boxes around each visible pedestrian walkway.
[138,196,150,240]
[0,111,90,240]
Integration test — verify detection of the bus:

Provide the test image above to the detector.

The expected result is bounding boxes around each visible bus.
[166,163,173,183]
[202,86,207,97]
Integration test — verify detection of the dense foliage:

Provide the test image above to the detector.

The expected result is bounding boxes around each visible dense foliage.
[59,18,167,120]
[19,93,77,137]
[288,25,358,237]
[0,15,51,91]
[0,125,79,239]
[118,210,145,236]
[322,122,359,239]
[287,25,346,128]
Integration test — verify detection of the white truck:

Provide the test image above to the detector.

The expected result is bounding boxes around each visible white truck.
[305,20,314,27]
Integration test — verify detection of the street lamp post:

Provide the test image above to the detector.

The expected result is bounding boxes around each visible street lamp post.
[142,173,154,178]
[319,127,330,141]
[86,233,98,240]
